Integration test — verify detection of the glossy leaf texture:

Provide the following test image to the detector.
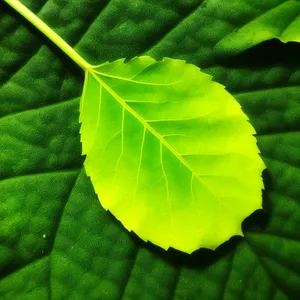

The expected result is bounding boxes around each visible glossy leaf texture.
[79,56,266,253]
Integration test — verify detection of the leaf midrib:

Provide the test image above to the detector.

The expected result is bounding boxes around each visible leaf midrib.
[89,69,217,199]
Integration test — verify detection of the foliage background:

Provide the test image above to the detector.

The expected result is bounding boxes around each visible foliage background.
[1,0,300,299]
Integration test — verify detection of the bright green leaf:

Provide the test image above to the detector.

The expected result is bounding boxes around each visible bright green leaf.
[80,56,265,253]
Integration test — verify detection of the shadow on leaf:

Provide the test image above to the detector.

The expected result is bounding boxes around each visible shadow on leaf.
[124,168,272,271]
[242,168,272,233]
[217,39,300,69]
[128,230,241,271]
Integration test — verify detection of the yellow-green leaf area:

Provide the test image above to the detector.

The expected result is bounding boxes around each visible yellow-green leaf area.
[79,56,265,254]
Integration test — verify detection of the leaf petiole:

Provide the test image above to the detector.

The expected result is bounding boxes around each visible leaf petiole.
[4,0,92,70]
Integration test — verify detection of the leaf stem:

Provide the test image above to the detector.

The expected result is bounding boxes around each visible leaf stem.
[4,0,92,70]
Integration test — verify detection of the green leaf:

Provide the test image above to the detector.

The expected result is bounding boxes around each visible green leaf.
[214,0,300,57]
[80,56,265,253]
[1,0,300,299]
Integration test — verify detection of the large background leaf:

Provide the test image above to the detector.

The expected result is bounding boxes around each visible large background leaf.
[1,0,300,299]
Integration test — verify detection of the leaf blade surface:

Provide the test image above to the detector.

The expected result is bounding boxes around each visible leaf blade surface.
[80,56,265,253]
